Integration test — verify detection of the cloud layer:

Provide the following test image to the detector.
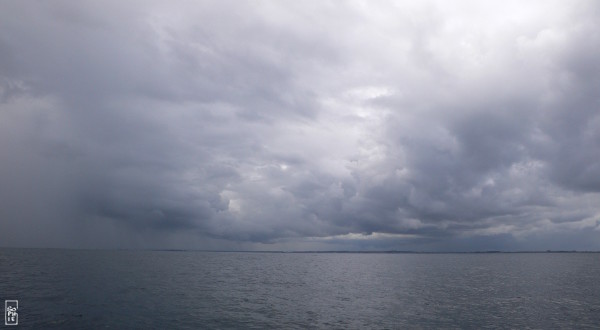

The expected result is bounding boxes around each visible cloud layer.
[1,1,599,250]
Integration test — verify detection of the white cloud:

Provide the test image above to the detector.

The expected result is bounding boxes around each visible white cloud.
[1,0,599,250]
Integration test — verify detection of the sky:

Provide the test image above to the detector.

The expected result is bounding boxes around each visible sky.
[1,1,599,251]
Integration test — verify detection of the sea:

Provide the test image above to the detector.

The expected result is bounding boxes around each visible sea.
[1,249,599,329]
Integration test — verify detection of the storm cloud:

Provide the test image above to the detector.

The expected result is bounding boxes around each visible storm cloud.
[1,0,599,250]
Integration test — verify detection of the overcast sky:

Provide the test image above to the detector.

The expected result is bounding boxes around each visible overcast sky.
[1,0,599,251]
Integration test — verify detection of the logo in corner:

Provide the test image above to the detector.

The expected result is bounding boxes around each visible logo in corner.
[5,300,18,326]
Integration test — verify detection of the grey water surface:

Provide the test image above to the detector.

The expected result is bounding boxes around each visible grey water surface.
[1,249,599,329]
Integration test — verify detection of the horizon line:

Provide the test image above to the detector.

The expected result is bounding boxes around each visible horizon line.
[1,247,599,254]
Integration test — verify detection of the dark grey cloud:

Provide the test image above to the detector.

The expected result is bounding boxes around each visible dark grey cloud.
[1,1,599,250]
